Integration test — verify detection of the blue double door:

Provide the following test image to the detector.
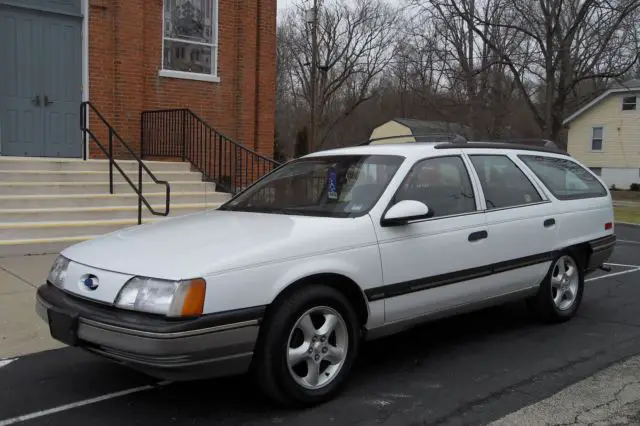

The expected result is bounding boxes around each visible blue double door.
[0,1,83,158]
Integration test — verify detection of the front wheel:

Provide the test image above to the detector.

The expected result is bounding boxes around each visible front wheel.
[252,285,360,406]
[528,251,585,323]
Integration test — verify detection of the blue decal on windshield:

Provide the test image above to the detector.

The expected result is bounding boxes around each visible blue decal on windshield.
[327,168,338,199]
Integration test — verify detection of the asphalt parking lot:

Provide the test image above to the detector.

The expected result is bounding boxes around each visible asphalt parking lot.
[1,225,639,426]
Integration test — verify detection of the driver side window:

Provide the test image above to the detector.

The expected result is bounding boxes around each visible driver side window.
[394,156,477,218]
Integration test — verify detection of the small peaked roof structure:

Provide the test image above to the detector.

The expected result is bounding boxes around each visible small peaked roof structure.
[563,78,640,125]
[369,118,472,145]
[610,78,640,89]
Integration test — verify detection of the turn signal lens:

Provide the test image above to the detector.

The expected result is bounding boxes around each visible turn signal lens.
[168,279,206,318]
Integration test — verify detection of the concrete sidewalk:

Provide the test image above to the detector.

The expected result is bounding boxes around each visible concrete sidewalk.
[490,354,640,425]
[0,254,63,358]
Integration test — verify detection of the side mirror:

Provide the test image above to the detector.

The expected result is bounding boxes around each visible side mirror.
[381,200,430,227]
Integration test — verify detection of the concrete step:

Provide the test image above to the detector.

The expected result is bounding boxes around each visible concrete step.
[0,192,231,209]
[0,218,164,240]
[0,235,99,257]
[0,181,217,196]
[0,157,192,172]
[0,203,220,222]
[0,170,203,183]
[0,157,233,257]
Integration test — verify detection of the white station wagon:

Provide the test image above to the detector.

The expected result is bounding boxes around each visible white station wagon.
[36,138,616,406]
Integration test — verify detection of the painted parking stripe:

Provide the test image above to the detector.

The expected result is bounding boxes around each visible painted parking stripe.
[0,381,171,426]
[618,239,640,245]
[586,268,640,282]
[603,262,640,269]
[0,359,16,369]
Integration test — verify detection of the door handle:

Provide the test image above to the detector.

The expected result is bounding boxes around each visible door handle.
[544,218,556,228]
[31,95,40,106]
[468,230,488,242]
[44,95,54,106]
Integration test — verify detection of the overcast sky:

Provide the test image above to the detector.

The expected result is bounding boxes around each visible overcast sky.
[277,0,299,13]
[277,0,401,15]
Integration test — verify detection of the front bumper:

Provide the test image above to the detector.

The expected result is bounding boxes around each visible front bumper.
[36,283,265,381]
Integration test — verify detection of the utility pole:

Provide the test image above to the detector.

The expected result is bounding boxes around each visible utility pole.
[306,0,319,154]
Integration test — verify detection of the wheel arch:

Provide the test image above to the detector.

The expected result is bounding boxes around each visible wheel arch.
[262,273,370,330]
[564,242,591,269]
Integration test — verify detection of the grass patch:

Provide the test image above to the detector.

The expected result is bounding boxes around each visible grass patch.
[615,206,640,224]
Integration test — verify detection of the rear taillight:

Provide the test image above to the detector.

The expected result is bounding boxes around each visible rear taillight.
[605,222,613,230]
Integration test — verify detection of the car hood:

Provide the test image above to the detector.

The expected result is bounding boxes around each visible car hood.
[62,209,377,280]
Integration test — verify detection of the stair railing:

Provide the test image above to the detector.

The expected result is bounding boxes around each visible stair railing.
[81,102,170,224]
[141,109,280,193]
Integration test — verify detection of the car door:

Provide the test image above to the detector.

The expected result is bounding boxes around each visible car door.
[464,151,558,293]
[371,153,494,324]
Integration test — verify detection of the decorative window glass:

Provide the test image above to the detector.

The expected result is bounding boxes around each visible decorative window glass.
[163,0,218,77]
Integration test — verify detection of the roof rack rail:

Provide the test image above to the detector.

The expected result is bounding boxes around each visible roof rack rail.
[475,138,561,150]
[359,133,468,146]
[434,140,570,156]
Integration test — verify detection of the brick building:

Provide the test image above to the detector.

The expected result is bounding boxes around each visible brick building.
[0,0,277,160]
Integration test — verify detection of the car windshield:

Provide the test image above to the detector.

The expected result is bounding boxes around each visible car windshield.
[220,154,405,217]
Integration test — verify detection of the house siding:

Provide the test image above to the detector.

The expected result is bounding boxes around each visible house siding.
[566,93,640,170]
[87,0,276,160]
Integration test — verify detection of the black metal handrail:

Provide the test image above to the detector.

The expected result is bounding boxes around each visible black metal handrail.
[81,102,170,224]
[141,109,280,193]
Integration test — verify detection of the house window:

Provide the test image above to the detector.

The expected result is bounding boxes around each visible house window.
[162,0,218,79]
[590,167,602,176]
[591,127,603,151]
[622,96,637,111]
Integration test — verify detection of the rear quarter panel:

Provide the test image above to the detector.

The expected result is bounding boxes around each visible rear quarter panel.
[552,196,615,249]
[513,152,615,250]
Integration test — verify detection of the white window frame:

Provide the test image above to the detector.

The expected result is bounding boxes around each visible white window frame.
[591,126,604,152]
[159,0,220,83]
[621,95,637,111]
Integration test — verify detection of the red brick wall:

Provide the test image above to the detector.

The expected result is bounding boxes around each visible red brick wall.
[87,0,276,161]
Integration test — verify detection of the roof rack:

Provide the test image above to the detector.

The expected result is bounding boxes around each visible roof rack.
[359,133,468,146]
[476,138,561,150]
[434,140,569,156]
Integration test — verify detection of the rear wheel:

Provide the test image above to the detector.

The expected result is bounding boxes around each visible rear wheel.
[528,251,585,323]
[253,285,360,406]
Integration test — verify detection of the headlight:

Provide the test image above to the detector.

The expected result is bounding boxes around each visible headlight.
[48,255,70,289]
[115,277,206,317]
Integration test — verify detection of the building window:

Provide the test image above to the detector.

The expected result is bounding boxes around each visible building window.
[591,127,603,151]
[590,167,602,176]
[622,96,637,111]
[162,0,218,79]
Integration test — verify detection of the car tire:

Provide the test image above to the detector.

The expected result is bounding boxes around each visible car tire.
[252,284,361,407]
[528,251,585,323]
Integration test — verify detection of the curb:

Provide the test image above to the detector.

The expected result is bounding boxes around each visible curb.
[616,222,640,227]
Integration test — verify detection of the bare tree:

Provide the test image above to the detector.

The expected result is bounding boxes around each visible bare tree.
[278,0,399,150]
[442,0,640,141]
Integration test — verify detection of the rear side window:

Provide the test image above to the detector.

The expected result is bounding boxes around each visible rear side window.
[518,155,607,200]
[468,155,543,209]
